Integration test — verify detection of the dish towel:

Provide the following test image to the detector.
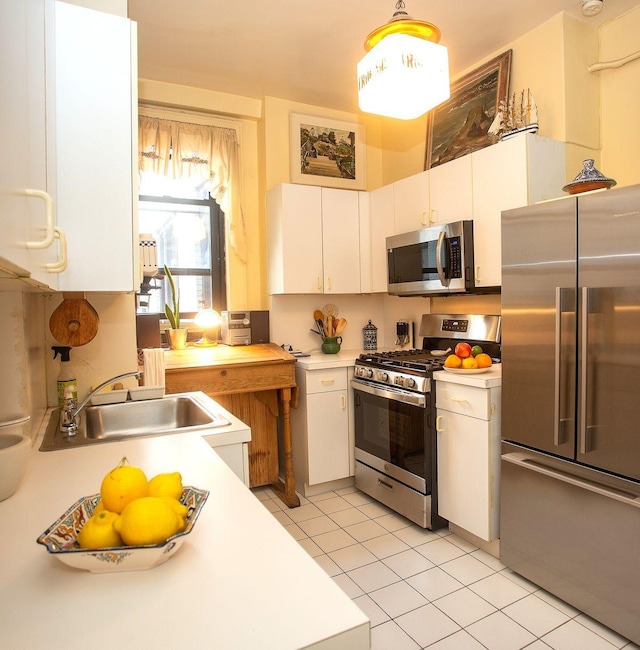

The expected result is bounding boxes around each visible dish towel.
[142,348,165,387]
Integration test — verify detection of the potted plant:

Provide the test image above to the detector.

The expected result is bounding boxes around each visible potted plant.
[164,265,187,349]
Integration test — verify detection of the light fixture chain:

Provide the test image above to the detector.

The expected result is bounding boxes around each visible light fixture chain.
[395,0,406,10]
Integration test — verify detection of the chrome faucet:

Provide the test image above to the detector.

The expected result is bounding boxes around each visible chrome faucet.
[59,370,142,436]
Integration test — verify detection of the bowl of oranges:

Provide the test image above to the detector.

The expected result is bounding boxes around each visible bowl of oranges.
[37,457,209,573]
[443,343,494,374]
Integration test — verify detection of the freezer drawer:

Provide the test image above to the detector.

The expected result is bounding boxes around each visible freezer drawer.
[500,442,640,645]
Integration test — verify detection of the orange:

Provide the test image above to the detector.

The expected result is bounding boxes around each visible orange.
[444,354,462,369]
[475,353,493,368]
[100,457,148,514]
[461,356,479,369]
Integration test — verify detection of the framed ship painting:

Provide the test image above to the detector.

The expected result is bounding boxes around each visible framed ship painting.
[424,50,512,170]
[290,113,366,190]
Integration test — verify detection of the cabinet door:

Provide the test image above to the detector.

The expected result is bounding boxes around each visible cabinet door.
[307,390,349,485]
[321,188,360,294]
[428,156,473,225]
[0,0,58,286]
[393,170,430,234]
[369,184,395,293]
[358,191,372,293]
[471,137,528,287]
[266,183,323,294]
[55,1,135,291]
[437,410,496,541]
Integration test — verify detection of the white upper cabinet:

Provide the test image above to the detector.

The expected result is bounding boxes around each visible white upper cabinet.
[369,184,395,293]
[471,134,565,287]
[428,155,473,226]
[321,188,361,294]
[266,183,362,295]
[393,170,430,235]
[54,1,137,291]
[0,0,60,288]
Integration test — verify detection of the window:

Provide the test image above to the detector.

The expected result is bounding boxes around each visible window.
[138,176,227,317]
[137,112,245,321]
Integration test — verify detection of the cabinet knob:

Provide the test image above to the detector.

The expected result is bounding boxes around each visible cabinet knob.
[220,369,227,376]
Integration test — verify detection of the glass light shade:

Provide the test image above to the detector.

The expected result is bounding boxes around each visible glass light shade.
[194,309,221,347]
[357,33,450,120]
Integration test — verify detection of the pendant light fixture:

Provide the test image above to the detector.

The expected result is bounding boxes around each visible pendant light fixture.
[357,0,450,120]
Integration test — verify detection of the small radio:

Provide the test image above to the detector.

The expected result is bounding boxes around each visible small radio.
[221,310,270,346]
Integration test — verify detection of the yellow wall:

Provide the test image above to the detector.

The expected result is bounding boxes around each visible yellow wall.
[138,9,640,310]
[599,5,640,187]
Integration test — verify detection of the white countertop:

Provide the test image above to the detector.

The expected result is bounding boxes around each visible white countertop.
[434,363,502,388]
[0,409,369,649]
[294,348,362,370]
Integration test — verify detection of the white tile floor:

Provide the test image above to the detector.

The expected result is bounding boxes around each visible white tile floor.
[253,485,639,650]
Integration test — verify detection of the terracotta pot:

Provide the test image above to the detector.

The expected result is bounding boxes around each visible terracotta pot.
[168,328,188,350]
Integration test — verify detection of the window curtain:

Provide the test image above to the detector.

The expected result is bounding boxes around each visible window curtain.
[138,116,247,262]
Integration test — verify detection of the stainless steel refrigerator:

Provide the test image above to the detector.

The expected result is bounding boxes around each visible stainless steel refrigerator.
[500,184,640,644]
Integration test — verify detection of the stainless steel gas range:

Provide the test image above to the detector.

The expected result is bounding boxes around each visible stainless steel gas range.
[352,314,501,529]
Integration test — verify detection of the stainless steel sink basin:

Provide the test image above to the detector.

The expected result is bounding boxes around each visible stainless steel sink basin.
[40,393,230,451]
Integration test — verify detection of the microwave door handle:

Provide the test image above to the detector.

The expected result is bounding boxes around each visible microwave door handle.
[435,231,450,287]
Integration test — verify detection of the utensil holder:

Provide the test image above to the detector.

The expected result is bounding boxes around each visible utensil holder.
[321,336,342,354]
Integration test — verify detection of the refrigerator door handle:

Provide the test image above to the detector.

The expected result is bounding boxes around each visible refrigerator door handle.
[554,287,572,446]
[502,452,640,509]
[579,287,591,454]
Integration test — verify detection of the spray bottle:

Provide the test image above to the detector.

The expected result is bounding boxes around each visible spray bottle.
[52,346,77,409]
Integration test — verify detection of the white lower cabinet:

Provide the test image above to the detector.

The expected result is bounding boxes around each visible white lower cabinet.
[435,377,501,542]
[291,366,353,496]
[210,442,250,487]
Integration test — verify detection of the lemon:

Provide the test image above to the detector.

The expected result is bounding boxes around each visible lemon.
[77,510,123,549]
[113,497,184,546]
[100,457,148,514]
[159,497,189,531]
[148,472,183,500]
[461,356,479,369]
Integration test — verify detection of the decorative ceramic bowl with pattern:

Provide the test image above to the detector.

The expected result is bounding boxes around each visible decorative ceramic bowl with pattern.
[36,486,209,573]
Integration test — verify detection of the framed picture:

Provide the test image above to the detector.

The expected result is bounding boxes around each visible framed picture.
[290,113,366,190]
[424,50,512,170]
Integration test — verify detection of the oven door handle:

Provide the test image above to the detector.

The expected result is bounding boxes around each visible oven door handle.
[351,379,426,408]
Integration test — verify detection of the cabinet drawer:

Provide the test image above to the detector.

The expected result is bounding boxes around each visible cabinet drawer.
[306,368,348,394]
[436,382,494,420]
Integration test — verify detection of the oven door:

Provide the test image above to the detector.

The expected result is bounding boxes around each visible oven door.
[352,379,432,494]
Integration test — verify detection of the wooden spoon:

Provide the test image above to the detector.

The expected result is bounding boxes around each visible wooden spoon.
[313,309,324,321]
[334,317,347,336]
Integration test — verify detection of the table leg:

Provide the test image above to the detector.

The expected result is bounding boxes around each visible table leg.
[271,386,300,508]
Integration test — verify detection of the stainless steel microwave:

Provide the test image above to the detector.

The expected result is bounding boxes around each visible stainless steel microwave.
[387,221,477,296]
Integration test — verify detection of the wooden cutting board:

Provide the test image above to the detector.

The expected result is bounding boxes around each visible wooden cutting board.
[49,292,99,346]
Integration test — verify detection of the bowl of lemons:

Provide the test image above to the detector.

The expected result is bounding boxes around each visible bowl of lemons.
[37,458,208,573]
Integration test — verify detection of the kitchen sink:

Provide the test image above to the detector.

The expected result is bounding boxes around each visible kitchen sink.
[40,393,230,451]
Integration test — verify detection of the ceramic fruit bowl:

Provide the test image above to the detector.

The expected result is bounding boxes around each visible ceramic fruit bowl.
[443,367,491,375]
[37,486,209,573]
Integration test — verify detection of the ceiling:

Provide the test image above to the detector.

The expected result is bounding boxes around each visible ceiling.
[128,0,638,115]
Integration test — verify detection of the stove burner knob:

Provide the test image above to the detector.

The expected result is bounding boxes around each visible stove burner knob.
[394,376,405,387]
[379,371,388,382]
[365,368,374,379]
[406,377,416,388]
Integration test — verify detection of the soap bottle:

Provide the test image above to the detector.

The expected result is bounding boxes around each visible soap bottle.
[52,346,77,409]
